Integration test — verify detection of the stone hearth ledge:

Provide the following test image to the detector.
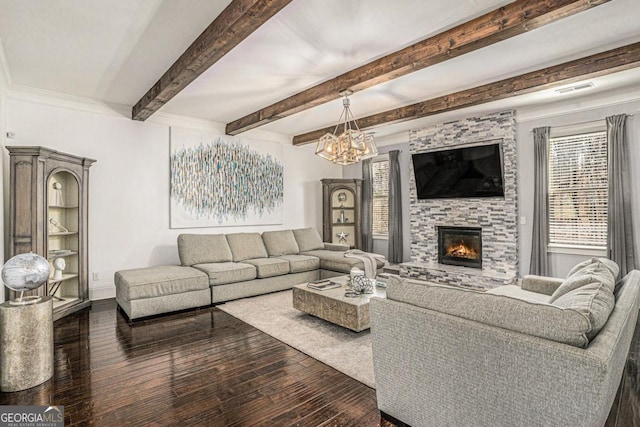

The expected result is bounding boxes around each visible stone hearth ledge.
[400,262,517,290]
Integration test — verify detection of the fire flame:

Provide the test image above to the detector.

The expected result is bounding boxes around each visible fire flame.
[446,240,478,260]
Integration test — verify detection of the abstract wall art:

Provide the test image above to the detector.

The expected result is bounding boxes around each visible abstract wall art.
[170,127,284,228]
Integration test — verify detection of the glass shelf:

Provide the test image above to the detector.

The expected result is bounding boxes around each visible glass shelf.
[47,251,78,260]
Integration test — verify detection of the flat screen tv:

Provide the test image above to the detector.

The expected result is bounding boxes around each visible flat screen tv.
[412,142,504,199]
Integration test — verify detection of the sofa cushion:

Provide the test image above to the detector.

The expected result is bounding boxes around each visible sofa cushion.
[243,258,290,278]
[193,262,257,286]
[552,282,615,340]
[275,254,320,273]
[115,266,209,300]
[262,230,300,256]
[300,249,383,274]
[293,228,325,252]
[386,276,595,348]
[486,285,551,304]
[177,234,232,266]
[550,259,616,303]
[226,232,269,262]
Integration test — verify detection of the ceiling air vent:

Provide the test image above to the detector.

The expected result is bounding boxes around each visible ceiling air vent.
[555,82,594,94]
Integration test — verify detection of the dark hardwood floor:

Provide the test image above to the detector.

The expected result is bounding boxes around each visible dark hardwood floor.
[0,299,638,426]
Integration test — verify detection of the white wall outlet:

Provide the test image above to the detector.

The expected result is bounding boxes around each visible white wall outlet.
[520,216,527,225]
[92,272,100,281]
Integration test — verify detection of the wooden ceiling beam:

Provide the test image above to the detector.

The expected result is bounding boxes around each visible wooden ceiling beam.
[292,42,640,145]
[132,0,292,121]
[226,0,611,135]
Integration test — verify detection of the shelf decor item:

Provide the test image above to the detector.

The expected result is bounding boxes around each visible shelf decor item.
[52,181,63,206]
[52,258,66,281]
[1,253,50,305]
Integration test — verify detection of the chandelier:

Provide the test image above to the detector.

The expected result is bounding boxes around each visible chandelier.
[315,90,377,165]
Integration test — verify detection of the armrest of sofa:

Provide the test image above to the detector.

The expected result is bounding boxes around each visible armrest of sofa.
[521,275,564,295]
[323,242,349,251]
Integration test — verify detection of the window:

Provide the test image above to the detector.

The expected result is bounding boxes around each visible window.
[548,131,608,249]
[372,156,389,236]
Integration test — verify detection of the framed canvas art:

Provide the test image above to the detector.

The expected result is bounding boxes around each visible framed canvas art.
[170,127,284,228]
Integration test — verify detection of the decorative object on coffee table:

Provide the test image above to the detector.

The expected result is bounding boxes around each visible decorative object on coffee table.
[346,268,374,297]
[0,253,54,391]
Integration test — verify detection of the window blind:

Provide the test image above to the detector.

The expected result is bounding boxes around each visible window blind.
[372,159,389,235]
[548,131,608,247]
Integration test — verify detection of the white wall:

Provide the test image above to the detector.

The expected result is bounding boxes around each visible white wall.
[2,91,341,299]
[517,99,640,277]
[343,139,412,262]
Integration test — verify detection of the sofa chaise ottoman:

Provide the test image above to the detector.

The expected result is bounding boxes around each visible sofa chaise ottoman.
[115,265,210,320]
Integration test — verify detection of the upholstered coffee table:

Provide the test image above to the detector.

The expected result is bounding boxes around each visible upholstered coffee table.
[292,276,386,332]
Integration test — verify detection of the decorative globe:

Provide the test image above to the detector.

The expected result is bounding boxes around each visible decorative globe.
[2,253,50,293]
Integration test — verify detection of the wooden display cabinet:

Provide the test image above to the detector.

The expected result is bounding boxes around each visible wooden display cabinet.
[7,146,95,320]
[321,179,362,249]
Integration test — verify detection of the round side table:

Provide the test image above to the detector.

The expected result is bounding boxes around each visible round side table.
[0,296,54,392]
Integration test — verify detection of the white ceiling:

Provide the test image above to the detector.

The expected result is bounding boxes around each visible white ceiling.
[1,0,640,142]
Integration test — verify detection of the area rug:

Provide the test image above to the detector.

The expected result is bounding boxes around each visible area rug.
[217,290,375,388]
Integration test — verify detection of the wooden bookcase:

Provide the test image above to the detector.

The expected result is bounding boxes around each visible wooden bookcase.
[321,178,362,249]
[7,146,95,320]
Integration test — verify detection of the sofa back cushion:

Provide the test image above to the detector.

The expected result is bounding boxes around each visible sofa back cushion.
[386,276,598,348]
[293,228,324,252]
[226,232,269,262]
[177,234,232,266]
[262,230,300,256]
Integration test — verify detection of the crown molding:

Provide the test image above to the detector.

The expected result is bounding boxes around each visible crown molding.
[5,84,292,144]
[7,84,130,117]
[515,84,640,123]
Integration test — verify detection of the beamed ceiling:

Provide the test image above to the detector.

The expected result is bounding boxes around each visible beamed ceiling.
[1,0,640,144]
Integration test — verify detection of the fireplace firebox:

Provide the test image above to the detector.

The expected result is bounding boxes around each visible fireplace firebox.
[438,226,482,269]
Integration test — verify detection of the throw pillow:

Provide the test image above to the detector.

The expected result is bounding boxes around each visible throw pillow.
[552,282,615,341]
[566,257,620,280]
[550,259,616,303]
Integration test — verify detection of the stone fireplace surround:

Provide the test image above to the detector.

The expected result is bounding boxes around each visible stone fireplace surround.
[400,111,518,289]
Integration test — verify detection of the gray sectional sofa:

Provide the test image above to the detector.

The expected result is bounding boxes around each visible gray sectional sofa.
[371,258,640,427]
[115,228,384,320]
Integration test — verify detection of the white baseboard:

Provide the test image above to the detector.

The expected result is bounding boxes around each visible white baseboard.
[90,284,116,301]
